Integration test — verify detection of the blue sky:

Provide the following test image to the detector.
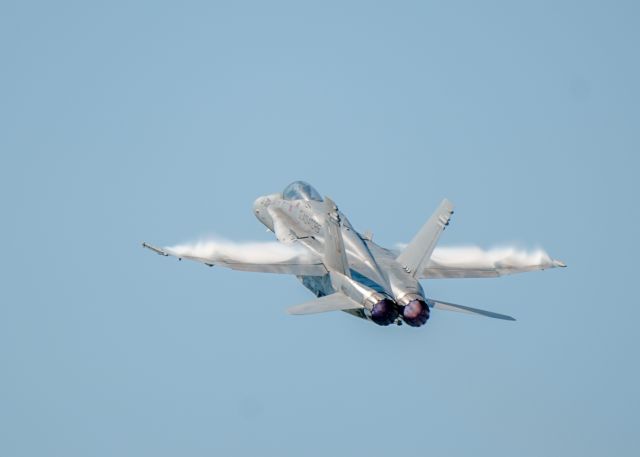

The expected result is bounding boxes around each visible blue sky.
[1,1,638,455]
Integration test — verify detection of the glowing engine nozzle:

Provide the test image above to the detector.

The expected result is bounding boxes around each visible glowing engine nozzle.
[370,299,399,326]
[402,299,430,327]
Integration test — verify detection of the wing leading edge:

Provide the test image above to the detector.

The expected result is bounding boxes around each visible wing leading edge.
[142,242,327,276]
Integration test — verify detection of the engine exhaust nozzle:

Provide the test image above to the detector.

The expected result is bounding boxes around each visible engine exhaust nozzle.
[370,299,399,326]
[400,298,430,327]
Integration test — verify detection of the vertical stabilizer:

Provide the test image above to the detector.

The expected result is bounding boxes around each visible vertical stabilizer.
[397,199,454,278]
[322,197,351,277]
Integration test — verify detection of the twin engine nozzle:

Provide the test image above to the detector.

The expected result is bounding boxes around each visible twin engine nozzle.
[369,296,430,327]
[400,298,430,327]
[333,272,430,327]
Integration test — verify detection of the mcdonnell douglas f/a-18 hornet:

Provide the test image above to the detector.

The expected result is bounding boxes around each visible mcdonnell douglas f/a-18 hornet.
[143,181,565,327]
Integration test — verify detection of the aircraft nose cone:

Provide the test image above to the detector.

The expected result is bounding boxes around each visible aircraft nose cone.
[253,195,276,230]
[253,196,267,215]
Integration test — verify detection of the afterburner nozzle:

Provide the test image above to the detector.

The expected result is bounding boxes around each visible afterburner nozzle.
[370,299,399,326]
[401,299,430,327]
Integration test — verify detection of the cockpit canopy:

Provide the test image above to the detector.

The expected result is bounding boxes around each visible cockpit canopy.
[282,181,323,202]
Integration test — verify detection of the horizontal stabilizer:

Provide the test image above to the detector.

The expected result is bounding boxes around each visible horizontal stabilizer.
[427,298,516,321]
[287,292,363,315]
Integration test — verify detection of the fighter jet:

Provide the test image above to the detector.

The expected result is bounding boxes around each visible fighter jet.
[143,181,565,327]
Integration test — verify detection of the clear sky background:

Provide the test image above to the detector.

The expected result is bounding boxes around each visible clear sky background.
[1,1,638,456]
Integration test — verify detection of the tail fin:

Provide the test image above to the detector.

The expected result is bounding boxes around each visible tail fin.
[322,197,351,277]
[396,199,454,278]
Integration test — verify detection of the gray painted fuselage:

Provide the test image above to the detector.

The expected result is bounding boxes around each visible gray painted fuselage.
[253,189,425,324]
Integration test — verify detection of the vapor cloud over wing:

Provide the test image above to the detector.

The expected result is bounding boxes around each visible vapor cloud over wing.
[431,246,556,267]
[395,244,564,270]
[164,236,563,275]
[166,237,315,264]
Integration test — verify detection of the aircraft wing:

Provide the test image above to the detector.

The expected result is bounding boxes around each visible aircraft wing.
[420,247,566,279]
[142,242,328,276]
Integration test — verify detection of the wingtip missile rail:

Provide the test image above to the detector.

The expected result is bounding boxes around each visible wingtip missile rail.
[142,242,169,256]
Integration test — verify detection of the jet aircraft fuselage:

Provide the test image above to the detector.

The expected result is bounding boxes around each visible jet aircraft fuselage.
[143,181,565,327]
[252,181,441,326]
